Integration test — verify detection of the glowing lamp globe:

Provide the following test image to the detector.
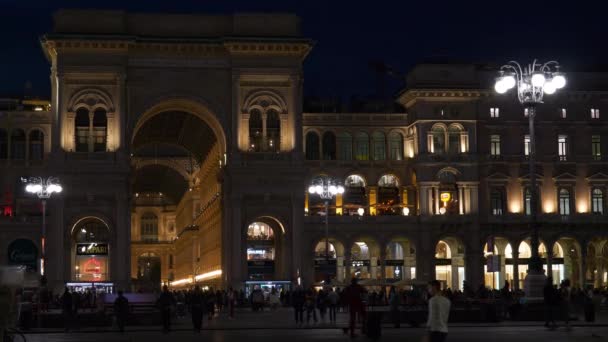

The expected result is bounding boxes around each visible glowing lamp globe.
[402,207,410,216]
[543,81,557,95]
[308,186,316,194]
[552,74,566,89]
[531,73,546,87]
[502,75,516,89]
[494,81,508,94]
[357,208,364,216]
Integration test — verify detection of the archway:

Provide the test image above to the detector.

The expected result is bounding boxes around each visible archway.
[552,238,580,287]
[136,252,161,292]
[384,238,416,283]
[343,175,367,216]
[350,239,380,280]
[313,238,345,283]
[71,217,110,283]
[510,239,548,289]
[435,238,465,290]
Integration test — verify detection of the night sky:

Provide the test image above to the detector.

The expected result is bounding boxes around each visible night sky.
[1,0,607,100]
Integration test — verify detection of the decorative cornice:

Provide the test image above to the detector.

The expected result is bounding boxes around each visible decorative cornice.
[398,89,489,108]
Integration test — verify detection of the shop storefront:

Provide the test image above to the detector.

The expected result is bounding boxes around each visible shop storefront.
[247,222,275,280]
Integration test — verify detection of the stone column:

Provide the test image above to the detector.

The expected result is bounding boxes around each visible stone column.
[512,250,520,291]
[417,230,433,282]
[379,246,387,283]
[114,191,131,291]
[292,192,304,285]
[262,112,268,150]
[433,187,440,215]
[344,248,352,281]
[48,197,65,293]
[465,245,484,290]
[595,257,604,288]
[580,246,587,289]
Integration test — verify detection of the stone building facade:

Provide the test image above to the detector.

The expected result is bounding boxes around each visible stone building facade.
[0,10,607,293]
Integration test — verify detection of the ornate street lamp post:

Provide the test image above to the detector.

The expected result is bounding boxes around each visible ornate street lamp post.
[495,60,566,298]
[23,177,63,276]
[308,177,344,283]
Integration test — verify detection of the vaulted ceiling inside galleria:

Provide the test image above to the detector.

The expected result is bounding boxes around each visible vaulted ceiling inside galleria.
[131,111,218,205]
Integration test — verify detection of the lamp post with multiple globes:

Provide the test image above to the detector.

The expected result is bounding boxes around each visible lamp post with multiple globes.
[308,177,344,283]
[494,60,566,298]
[22,176,63,277]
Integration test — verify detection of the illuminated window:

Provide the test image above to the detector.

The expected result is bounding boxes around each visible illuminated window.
[248,109,263,152]
[490,107,499,118]
[355,132,370,161]
[429,126,446,154]
[524,108,529,117]
[266,109,281,152]
[524,135,530,156]
[561,108,567,119]
[141,213,159,242]
[490,188,504,216]
[372,131,386,161]
[490,135,501,156]
[524,187,532,216]
[388,132,403,160]
[559,188,571,216]
[558,135,568,161]
[592,188,604,214]
[592,135,601,160]
[337,132,353,160]
[591,108,600,119]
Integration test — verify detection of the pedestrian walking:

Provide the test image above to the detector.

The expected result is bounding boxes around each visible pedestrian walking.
[344,278,367,338]
[158,285,176,333]
[269,288,281,310]
[227,287,236,319]
[113,290,129,333]
[559,279,572,330]
[389,286,400,328]
[427,280,450,342]
[305,287,318,324]
[543,277,557,329]
[327,288,339,323]
[60,288,73,332]
[292,286,305,325]
[190,286,204,333]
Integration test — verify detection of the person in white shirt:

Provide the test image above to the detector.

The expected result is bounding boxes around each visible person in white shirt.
[427,280,451,342]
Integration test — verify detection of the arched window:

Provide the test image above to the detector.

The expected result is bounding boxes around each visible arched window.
[92,109,107,152]
[248,109,263,152]
[75,108,90,152]
[559,188,571,216]
[524,187,532,216]
[372,131,386,161]
[355,132,369,161]
[337,132,353,160]
[592,188,604,214]
[0,129,7,159]
[448,125,462,154]
[429,125,446,154]
[388,132,403,160]
[305,131,320,160]
[344,175,367,215]
[378,174,400,215]
[141,213,159,242]
[10,129,25,160]
[490,188,504,216]
[246,222,275,260]
[29,130,44,160]
[266,109,280,152]
[322,131,336,160]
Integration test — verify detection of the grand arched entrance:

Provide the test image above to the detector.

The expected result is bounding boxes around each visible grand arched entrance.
[434,238,465,290]
[69,217,113,292]
[130,100,226,289]
[313,238,346,284]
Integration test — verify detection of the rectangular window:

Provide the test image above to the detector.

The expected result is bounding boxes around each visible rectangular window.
[524,135,530,156]
[490,107,500,118]
[592,135,601,160]
[558,135,568,161]
[490,189,504,216]
[524,108,529,117]
[561,108,567,119]
[591,108,600,119]
[592,188,604,214]
[559,188,571,216]
[490,135,501,156]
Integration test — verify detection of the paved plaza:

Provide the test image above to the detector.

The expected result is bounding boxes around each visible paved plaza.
[21,326,608,342]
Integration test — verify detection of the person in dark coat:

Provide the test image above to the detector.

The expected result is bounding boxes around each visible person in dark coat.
[190,286,204,332]
[114,290,129,333]
[543,277,557,329]
[60,288,73,332]
[344,278,367,338]
[158,285,176,333]
[292,286,305,325]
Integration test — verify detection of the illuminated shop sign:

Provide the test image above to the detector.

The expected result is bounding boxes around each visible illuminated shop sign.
[76,243,108,255]
[440,192,451,203]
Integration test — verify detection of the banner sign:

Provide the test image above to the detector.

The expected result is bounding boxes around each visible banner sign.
[76,243,108,255]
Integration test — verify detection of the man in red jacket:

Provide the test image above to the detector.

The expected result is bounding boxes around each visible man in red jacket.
[345,278,367,337]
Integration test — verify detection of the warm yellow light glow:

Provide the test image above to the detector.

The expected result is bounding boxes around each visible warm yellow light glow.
[543,200,555,213]
[440,192,451,203]
[509,201,521,213]
[194,269,222,281]
[171,277,193,286]
[577,200,588,213]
